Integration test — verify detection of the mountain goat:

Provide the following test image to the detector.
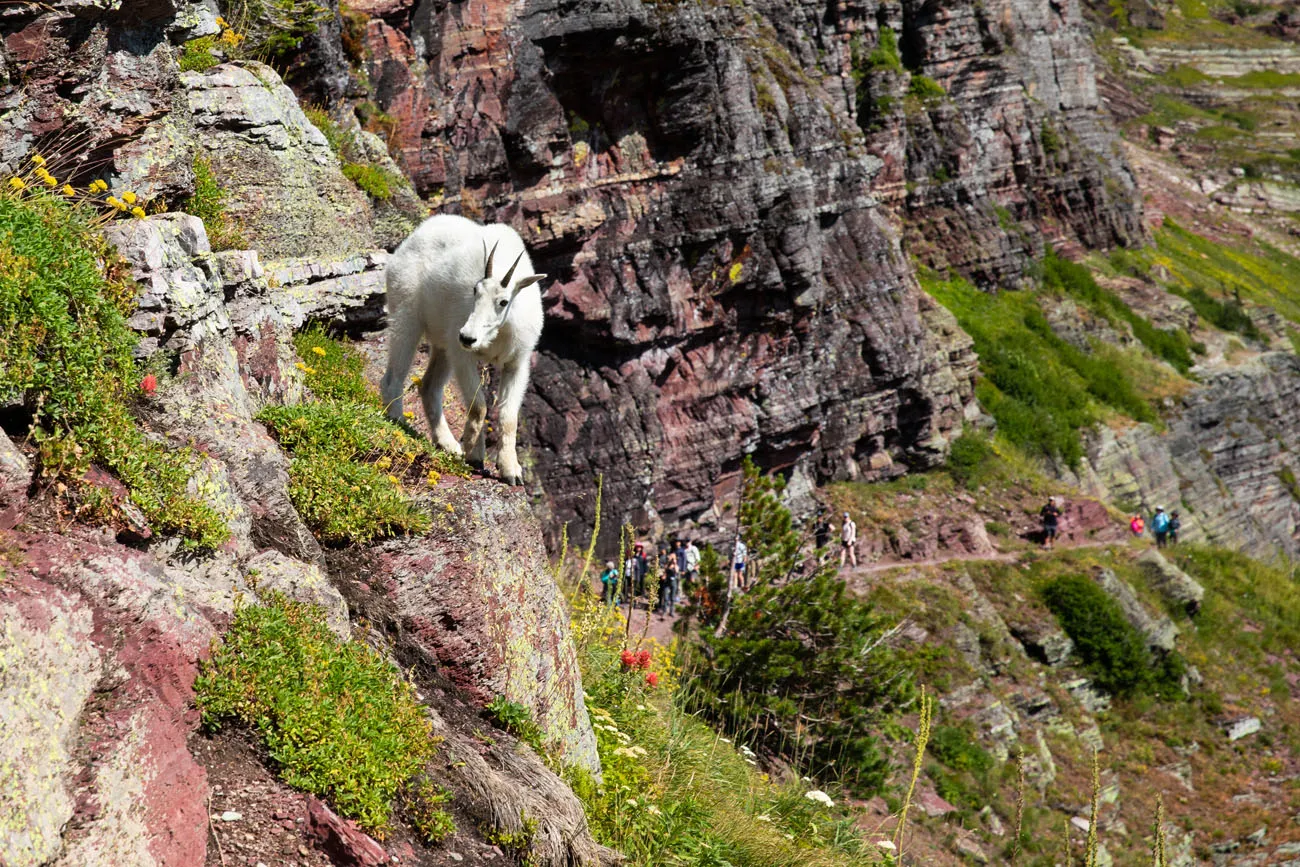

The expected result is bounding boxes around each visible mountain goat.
[380,214,546,486]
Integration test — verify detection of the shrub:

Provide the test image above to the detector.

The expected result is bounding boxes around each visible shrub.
[179,36,220,72]
[1040,122,1062,155]
[342,162,397,201]
[1041,574,1183,699]
[946,432,995,488]
[180,154,244,251]
[929,725,995,774]
[0,186,228,549]
[221,0,330,59]
[868,27,904,73]
[403,777,456,844]
[908,74,947,104]
[195,593,437,834]
[686,459,910,794]
[257,327,467,544]
[483,696,545,752]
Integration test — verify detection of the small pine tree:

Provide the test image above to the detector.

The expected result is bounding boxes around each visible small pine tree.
[684,457,912,794]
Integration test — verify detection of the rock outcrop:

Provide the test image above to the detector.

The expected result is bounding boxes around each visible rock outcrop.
[1078,351,1300,561]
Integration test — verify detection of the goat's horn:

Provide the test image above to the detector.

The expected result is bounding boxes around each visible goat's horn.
[502,251,525,286]
[485,241,499,278]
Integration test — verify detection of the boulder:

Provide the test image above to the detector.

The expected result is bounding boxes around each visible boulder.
[182,62,376,261]
[362,479,599,773]
[0,430,30,529]
[306,797,388,867]
[1136,549,1206,616]
[1093,567,1179,654]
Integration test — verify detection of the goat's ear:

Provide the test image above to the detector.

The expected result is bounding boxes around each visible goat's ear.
[511,273,547,295]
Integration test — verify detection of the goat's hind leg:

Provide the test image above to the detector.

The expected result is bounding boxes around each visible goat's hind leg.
[379,307,423,425]
[419,349,462,456]
[452,355,488,469]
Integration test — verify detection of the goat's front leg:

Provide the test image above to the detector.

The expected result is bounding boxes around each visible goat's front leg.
[453,355,488,469]
[495,357,531,486]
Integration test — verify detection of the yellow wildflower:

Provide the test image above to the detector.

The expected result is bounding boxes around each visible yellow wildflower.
[106,196,125,211]
[122,191,137,205]
[215,15,227,26]
[61,184,75,196]
[375,456,392,470]
[8,177,25,191]
[309,346,326,356]
[445,504,454,513]
[294,361,316,374]
[427,470,441,486]
[387,474,400,484]
[403,411,415,419]
[131,207,146,219]
[36,168,56,186]
[93,180,109,193]
[30,154,46,167]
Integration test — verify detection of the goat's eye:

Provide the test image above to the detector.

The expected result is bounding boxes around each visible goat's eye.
[498,299,508,309]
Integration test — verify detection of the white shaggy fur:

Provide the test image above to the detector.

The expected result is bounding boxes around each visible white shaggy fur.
[380,214,546,485]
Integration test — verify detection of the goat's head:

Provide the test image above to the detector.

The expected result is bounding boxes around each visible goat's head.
[458,240,546,353]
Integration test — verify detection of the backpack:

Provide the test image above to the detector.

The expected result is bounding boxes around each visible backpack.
[1152,512,1170,533]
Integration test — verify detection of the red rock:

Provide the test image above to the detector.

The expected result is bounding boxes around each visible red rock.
[918,790,958,818]
[306,796,388,867]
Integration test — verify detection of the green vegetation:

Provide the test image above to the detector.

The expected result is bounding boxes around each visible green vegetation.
[221,0,330,58]
[256,326,467,544]
[303,107,404,202]
[922,269,1156,468]
[685,458,910,794]
[178,36,221,72]
[195,593,437,835]
[945,432,995,489]
[1042,574,1184,699]
[483,696,545,752]
[1044,252,1198,373]
[342,162,399,201]
[1149,220,1295,332]
[0,186,228,549]
[566,595,883,865]
[403,778,456,844]
[907,74,947,104]
[867,27,904,73]
[180,154,244,251]
[1040,121,1062,156]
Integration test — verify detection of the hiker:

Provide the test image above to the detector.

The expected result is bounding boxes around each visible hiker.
[1169,510,1182,545]
[1151,506,1171,549]
[733,537,748,591]
[684,538,701,599]
[657,545,679,616]
[1040,497,1062,550]
[813,510,831,551]
[674,539,689,603]
[840,512,858,568]
[599,560,620,606]
[632,543,649,597]
[1129,514,1145,537]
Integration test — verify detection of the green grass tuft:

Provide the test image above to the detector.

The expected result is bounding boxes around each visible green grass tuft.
[0,188,228,549]
[180,154,244,251]
[483,696,545,752]
[195,592,437,835]
[257,326,467,544]
[342,162,398,201]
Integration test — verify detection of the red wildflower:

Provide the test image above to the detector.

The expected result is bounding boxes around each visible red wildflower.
[140,374,157,396]
[645,672,659,687]
[620,649,636,670]
[635,649,652,670]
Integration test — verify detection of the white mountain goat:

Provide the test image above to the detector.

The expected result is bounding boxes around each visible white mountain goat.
[380,214,546,485]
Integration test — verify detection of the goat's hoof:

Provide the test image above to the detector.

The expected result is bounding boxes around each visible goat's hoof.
[467,459,485,473]
[502,473,524,487]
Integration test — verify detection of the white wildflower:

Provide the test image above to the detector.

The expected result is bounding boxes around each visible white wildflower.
[875,840,897,851]
[745,758,757,766]
[719,737,732,744]
[626,799,638,808]
[629,746,648,757]
[756,814,772,823]
[647,805,662,816]
[636,704,647,711]
[782,833,794,841]
[804,790,835,808]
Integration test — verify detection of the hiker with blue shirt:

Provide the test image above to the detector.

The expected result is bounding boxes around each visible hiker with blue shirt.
[1151,506,1171,549]
[599,560,620,605]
